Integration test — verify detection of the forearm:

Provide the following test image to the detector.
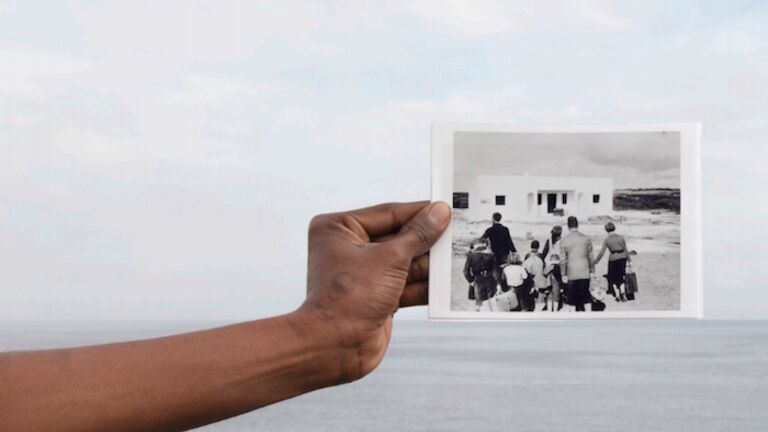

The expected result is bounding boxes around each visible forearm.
[0,312,346,432]
[594,245,606,264]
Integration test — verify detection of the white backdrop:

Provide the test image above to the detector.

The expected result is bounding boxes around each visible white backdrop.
[1,1,766,320]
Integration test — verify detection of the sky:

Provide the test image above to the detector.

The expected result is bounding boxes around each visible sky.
[0,0,767,320]
[454,131,681,189]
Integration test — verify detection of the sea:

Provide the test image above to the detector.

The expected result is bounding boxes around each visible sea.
[2,320,766,431]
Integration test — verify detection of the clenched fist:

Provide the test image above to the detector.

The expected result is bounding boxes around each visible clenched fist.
[298,201,451,383]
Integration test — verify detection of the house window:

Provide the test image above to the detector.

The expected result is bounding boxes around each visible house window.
[537,193,542,205]
[593,194,600,203]
[452,192,469,209]
[562,193,568,205]
[495,195,506,205]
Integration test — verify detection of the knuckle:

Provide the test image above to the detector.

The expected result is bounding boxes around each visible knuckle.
[405,221,432,248]
[338,214,360,231]
[308,214,332,235]
[385,205,403,232]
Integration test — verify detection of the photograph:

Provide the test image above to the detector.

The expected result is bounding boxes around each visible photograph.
[429,123,702,319]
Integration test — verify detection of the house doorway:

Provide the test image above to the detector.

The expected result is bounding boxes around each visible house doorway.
[547,193,557,213]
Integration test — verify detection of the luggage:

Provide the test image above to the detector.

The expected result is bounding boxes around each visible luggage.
[468,283,476,300]
[590,277,608,311]
[591,299,606,311]
[625,261,638,295]
[486,288,518,312]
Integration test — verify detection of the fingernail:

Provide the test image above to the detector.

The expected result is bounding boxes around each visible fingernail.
[427,202,451,224]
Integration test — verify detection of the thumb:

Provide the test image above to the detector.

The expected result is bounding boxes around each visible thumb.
[390,201,451,258]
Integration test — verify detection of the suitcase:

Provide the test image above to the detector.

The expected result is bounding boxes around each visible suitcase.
[625,263,638,293]
[486,289,519,312]
[625,262,638,300]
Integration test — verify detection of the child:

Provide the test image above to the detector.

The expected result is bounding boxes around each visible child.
[543,253,563,312]
[523,240,550,311]
[463,238,497,311]
[502,253,531,312]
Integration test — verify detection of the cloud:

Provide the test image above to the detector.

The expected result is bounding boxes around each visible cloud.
[405,0,516,36]
[712,30,766,54]
[454,131,681,188]
[572,0,635,32]
[55,126,133,163]
[158,74,272,108]
[404,0,638,37]
[73,1,332,76]
[0,49,90,96]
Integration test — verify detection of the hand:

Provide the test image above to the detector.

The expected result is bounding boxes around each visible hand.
[298,201,451,383]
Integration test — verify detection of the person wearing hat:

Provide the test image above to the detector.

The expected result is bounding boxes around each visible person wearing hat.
[593,221,631,302]
[463,238,498,311]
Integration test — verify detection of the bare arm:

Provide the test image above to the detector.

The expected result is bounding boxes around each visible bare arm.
[0,315,344,431]
[0,201,451,432]
[593,238,608,265]
[560,242,568,280]
[623,235,631,262]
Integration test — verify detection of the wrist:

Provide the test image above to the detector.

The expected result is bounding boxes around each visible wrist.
[286,308,362,387]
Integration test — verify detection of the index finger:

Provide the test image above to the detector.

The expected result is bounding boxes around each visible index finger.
[339,201,430,239]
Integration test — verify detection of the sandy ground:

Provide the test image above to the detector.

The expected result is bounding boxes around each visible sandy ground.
[450,209,680,312]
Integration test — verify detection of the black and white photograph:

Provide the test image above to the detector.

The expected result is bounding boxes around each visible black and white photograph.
[430,123,702,319]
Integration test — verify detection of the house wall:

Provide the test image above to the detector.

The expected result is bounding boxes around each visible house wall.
[461,175,613,221]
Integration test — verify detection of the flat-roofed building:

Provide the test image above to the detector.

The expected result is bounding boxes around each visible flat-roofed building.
[453,174,613,221]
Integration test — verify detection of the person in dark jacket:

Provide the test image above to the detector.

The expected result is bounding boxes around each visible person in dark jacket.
[481,212,516,271]
[463,238,498,311]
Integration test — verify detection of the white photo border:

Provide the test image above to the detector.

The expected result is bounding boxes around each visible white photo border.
[428,122,703,320]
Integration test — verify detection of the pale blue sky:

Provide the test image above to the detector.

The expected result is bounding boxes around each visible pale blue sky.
[1,1,766,320]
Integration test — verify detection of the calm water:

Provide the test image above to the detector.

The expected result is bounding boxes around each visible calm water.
[2,320,766,431]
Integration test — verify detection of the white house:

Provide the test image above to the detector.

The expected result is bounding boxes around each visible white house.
[454,174,614,221]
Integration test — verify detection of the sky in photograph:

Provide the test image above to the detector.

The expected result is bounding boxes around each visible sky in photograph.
[455,131,681,189]
[1,1,767,320]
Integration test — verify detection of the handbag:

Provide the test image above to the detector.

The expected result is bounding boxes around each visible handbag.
[486,288,519,312]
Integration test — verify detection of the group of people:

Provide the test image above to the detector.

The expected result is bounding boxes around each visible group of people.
[463,212,633,312]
